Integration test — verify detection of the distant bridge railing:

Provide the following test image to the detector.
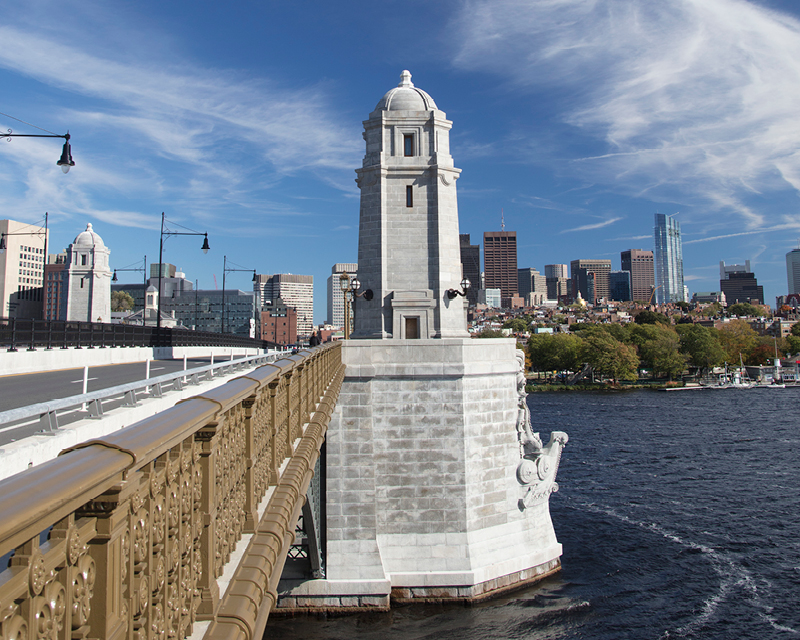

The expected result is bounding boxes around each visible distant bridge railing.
[0,318,280,352]
[0,341,344,640]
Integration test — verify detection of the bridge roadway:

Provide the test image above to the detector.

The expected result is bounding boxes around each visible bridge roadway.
[0,358,223,413]
[0,342,343,640]
[0,357,253,447]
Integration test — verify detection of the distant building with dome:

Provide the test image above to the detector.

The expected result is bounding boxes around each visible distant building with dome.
[62,223,112,322]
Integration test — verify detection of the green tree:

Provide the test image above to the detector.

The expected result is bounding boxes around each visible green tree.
[628,323,662,350]
[703,302,723,317]
[476,328,504,338]
[791,322,800,338]
[634,310,670,325]
[675,324,726,373]
[111,290,135,312]
[594,323,628,342]
[786,334,800,354]
[528,333,583,373]
[580,331,639,382]
[746,340,776,366]
[638,325,687,379]
[717,320,758,363]
[728,302,767,317]
[503,317,529,333]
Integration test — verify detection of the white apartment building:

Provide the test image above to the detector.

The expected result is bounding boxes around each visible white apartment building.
[254,273,313,338]
[0,219,48,319]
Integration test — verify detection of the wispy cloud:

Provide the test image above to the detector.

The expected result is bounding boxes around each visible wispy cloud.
[609,234,651,241]
[0,15,360,232]
[684,220,800,244]
[560,216,622,233]
[450,0,800,230]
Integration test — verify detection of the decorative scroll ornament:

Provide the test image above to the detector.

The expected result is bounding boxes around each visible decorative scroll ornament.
[514,349,568,511]
[29,551,49,596]
[71,554,96,628]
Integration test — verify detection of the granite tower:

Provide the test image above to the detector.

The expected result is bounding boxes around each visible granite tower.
[353,70,467,339]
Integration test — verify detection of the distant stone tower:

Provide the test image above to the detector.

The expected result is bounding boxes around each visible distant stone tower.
[353,70,468,339]
[63,223,112,322]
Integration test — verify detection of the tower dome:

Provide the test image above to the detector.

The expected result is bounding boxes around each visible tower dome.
[374,70,438,112]
[73,223,106,249]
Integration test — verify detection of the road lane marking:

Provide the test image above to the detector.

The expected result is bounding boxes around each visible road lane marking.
[70,377,99,383]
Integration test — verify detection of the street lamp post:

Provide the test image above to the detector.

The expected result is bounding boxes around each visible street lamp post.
[221,256,256,335]
[157,212,210,329]
[339,272,373,339]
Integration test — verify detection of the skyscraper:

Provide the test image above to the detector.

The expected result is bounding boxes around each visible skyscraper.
[720,261,763,305]
[621,249,655,302]
[483,231,518,298]
[459,234,480,307]
[786,247,800,294]
[544,264,568,279]
[654,214,685,304]
[544,264,570,301]
[608,271,632,301]
[518,267,547,305]
[570,259,611,303]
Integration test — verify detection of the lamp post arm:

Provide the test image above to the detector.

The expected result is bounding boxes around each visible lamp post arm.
[3,131,70,140]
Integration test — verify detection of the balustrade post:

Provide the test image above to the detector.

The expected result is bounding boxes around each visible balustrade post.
[194,423,221,618]
[296,361,307,438]
[75,476,140,640]
[284,370,296,457]
[242,396,258,533]
[267,382,281,485]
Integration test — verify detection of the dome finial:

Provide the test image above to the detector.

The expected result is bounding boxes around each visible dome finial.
[399,70,414,88]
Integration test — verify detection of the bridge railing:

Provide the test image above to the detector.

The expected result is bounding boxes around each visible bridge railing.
[0,341,344,640]
[0,318,280,352]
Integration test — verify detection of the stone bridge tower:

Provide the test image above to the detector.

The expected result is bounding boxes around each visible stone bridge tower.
[277,72,567,612]
[353,70,468,339]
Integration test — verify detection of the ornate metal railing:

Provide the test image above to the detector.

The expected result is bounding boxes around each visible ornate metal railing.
[0,318,280,352]
[0,341,343,640]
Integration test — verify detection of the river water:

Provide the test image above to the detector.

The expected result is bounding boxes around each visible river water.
[267,389,800,639]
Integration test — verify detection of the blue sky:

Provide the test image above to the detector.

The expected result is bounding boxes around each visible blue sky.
[2,0,800,321]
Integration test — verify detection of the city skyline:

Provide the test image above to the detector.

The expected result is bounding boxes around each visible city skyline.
[2,1,800,321]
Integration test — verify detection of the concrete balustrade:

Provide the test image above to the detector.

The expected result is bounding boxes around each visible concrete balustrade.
[0,342,343,640]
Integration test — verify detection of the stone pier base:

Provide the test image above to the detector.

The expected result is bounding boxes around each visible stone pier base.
[276,338,566,613]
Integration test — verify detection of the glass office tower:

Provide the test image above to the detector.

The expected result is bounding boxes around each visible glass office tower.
[653,213,685,304]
